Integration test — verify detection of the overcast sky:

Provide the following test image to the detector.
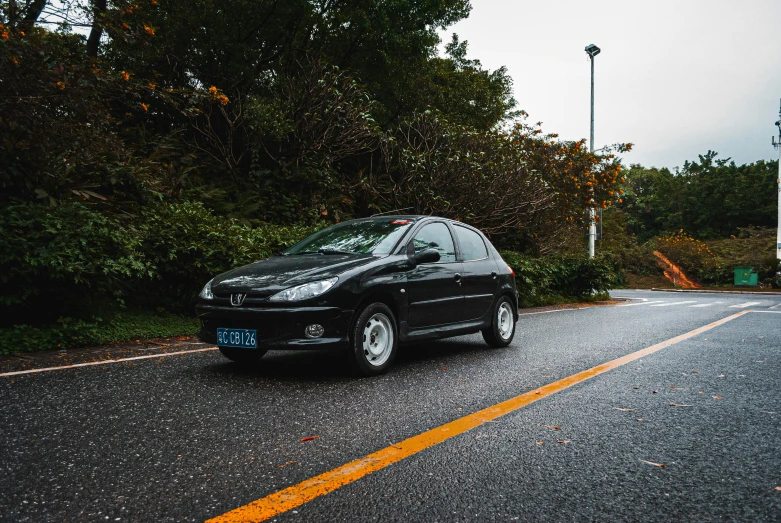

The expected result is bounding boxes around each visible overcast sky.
[440,0,781,170]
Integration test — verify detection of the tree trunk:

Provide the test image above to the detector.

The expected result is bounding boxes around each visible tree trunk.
[19,0,47,29]
[86,0,107,58]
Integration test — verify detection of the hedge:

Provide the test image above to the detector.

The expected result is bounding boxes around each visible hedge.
[0,201,321,352]
[500,251,623,307]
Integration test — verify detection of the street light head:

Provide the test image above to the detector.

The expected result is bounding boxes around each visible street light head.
[585,44,601,57]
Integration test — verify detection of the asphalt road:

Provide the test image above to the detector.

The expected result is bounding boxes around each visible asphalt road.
[1,290,780,522]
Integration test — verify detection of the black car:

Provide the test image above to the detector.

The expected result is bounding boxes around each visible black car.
[196,216,518,375]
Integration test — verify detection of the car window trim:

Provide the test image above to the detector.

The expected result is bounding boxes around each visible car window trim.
[452,223,489,262]
[405,220,459,265]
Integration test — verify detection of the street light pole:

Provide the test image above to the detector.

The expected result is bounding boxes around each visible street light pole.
[585,44,601,259]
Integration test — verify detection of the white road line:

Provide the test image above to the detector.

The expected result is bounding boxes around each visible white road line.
[729,302,762,308]
[616,300,666,307]
[689,302,722,307]
[751,310,781,314]
[0,347,218,378]
[770,303,781,310]
[649,301,698,307]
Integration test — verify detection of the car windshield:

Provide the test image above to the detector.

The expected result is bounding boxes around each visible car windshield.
[284,218,415,255]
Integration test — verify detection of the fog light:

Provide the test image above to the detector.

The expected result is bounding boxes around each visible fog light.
[304,324,324,339]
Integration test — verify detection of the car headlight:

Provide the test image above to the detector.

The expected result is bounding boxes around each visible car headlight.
[268,277,338,302]
[199,279,214,300]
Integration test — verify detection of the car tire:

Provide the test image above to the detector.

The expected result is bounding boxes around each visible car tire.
[349,302,398,376]
[482,295,516,348]
[218,346,268,364]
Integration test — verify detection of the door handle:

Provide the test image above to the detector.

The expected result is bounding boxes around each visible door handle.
[454,273,462,283]
[491,271,497,279]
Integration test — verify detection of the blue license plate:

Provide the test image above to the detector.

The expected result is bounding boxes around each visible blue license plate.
[217,328,257,349]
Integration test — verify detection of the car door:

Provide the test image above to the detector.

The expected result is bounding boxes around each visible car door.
[406,222,464,329]
[453,224,499,321]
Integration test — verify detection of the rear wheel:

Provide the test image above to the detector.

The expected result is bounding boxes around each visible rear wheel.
[482,296,516,348]
[349,303,398,376]
[218,346,268,364]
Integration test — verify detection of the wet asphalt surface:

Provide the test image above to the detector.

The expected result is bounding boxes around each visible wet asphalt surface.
[1,290,780,522]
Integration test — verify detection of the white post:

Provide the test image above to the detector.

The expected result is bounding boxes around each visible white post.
[588,52,596,259]
[776,99,781,262]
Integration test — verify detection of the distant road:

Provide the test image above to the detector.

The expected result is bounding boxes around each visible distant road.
[2,289,779,521]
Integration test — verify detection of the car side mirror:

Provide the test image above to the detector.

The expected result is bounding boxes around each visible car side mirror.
[414,248,440,265]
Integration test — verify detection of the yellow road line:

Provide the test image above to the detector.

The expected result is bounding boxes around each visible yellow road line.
[0,347,218,378]
[207,310,750,523]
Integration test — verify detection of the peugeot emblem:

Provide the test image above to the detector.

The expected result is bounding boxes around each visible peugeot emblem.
[230,293,247,307]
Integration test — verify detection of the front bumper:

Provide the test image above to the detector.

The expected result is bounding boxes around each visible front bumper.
[195,303,353,350]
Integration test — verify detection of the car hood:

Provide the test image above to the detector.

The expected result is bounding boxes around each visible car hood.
[211,254,375,296]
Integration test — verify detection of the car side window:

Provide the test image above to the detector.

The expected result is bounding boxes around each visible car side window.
[412,223,456,263]
[454,225,488,261]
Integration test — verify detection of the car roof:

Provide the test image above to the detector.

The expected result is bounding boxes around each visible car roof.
[350,215,479,229]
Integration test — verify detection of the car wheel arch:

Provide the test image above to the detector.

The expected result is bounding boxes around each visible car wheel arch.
[351,291,400,332]
[496,290,519,320]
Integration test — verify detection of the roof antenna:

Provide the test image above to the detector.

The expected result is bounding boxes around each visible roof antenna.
[370,207,415,217]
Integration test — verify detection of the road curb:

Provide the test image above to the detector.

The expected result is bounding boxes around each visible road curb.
[650,287,781,296]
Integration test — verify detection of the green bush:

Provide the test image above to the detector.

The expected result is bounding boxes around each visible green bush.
[0,309,199,355]
[138,201,322,309]
[0,202,152,322]
[500,251,622,307]
[0,200,323,350]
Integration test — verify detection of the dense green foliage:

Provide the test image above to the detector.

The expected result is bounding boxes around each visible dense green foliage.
[500,251,623,307]
[611,152,779,286]
[0,202,319,325]
[621,152,778,241]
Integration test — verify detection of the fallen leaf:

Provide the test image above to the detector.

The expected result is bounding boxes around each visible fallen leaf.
[389,443,402,450]
[556,440,571,444]
[636,418,645,422]
[300,436,319,442]
[712,396,722,400]
[775,486,781,491]
[718,373,725,378]
[669,386,682,390]
[669,403,693,407]
[535,390,541,395]
[535,441,544,446]
[456,408,462,411]
[278,461,298,469]
[690,370,699,374]
[614,408,633,412]
[699,391,704,394]
[632,386,640,390]
[652,390,658,394]
[542,425,560,430]
[441,367,448,371]
[640,460,666,468]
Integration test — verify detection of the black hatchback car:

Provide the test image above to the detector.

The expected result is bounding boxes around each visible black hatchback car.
[196,216,518,375]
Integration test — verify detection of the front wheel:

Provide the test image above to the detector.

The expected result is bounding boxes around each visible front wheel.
[219,346,268,365]
[482,296,516,348]
[349,303,398,376]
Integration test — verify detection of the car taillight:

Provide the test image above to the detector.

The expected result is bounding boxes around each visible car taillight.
[507,265,514,276]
